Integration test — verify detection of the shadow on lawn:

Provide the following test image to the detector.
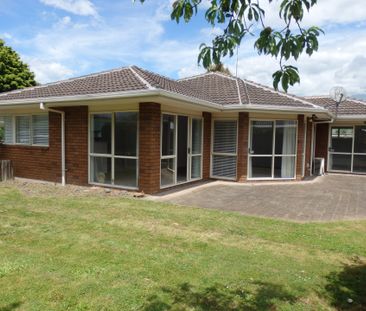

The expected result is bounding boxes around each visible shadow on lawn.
[0,302,22,311]
[141,281,297,310]
[325,261,366,310]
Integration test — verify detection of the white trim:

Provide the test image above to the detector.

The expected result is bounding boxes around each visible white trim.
[248,119,298,180]
[210,118,238,181]
[129,66,155,90]
[89,111,139,190]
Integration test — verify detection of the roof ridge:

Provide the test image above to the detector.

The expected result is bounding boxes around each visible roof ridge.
[132,65,180,85]
[242,79,323,109]
[129,66,155,90]
[178,71,237,82]
[239,79,252,105]
[235,78,243,105]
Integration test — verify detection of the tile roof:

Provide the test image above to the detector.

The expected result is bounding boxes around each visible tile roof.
[0,65,324,112]
[305,96,366,116]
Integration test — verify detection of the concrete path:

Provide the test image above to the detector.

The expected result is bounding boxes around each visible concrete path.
[153,174,366,222]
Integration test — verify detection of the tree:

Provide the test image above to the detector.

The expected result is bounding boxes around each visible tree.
[0,39,37,93]
[137,0,323,92]
[207,62,232,75]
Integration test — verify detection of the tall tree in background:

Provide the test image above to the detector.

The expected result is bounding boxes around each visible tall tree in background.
[137,0,322,92]
[0,39,37,93]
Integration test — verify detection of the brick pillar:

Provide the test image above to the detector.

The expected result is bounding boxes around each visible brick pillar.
[304,117,313,177]
[237,112,249,182]
[139,102,161,194]
[296,114,305,180]
[202,112,212,180]
[63,106,89,186]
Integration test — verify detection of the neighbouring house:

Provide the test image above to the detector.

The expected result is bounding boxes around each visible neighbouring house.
[0,66,364,194]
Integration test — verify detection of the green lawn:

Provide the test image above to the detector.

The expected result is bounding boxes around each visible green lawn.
[0,184,365,311]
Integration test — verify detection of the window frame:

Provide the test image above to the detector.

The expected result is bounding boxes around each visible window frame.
[160,112,204,189]
[328,124,366,174]
[0,113,49,147]
[248,119,298,180]
[210,118,239,181]
[88,111,139,190]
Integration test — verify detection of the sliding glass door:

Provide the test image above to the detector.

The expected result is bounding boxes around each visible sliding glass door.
[329,125,366,173]
[249,120,297,179]
[161,114,202,187]
[90,112,138,189]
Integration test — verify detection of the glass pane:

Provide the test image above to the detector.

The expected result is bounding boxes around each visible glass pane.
[354,126,366,154]
[91,157,112,184]
[274,156,295,178]
[192,119,202,155]
[16,116,30,144]
[353,155,366,173]
[114,158,137,188]
[161,158,175,186]
[177,116,188,183]
[250,157,272,178]
[213,120,237,154]
[162,115,175,156]
[91,114,112,154]
[329,154,352,171]
[191,156,201,179]
[32,115,49,145]
[212,155,237,179]
[3,116,14,144]
[115,112,138,156]
[251,121,273,155]
[275,121,296,155]
[331,127,353,153]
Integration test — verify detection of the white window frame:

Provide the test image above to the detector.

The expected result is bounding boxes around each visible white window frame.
[160,113,203,189]
[248,119,298,181]
[210,118,238,181]
[0,113,49,147]
[88,111,139,190]
[328,124,366,174]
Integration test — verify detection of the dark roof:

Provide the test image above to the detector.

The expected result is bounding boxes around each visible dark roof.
[305,96,366,116]
[0,65,322,111]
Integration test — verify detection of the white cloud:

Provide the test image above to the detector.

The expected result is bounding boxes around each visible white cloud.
[40,0,98,17]
[26,58,75,82]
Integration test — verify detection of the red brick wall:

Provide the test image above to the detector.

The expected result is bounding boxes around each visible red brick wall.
[138,102,161,194]
[296,114,305,180]
[0,112,61,182]
[315,123,329,171]
[202,112,212,180]
[0,106,89,185]
[62,106,88,185]
[237,112,249,182]
[304,117,313,177]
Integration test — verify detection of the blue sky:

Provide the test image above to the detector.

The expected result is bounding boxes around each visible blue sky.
[1,0,366,97]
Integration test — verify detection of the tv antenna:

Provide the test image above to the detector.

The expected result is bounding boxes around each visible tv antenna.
[329,86,347,117]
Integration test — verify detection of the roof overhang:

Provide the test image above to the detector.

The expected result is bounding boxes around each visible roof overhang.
[335,115,366,121]
[0,90,333,116]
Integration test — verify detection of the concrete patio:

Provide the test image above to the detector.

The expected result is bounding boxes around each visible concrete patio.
[153,174,366,222]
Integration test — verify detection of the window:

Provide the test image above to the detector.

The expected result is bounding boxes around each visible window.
[160,114,203,187]
[249,120,297,179]
[16,116,31,144]
[211,120,238,179]
[32,115,49,145]
[0,114,49,146]
[90,112,139,189]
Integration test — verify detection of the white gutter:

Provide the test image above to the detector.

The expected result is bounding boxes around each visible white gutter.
[0,89,222,111]
[40,103,66,186]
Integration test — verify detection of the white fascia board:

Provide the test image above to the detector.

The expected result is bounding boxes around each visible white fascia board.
[336,115,366,120]
[223,103,334,116]
[0,89,222,111]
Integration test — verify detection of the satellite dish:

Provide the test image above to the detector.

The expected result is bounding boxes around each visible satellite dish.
[330,86,347,104]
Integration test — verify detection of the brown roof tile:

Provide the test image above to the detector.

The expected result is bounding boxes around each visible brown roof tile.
[305,96,366,116]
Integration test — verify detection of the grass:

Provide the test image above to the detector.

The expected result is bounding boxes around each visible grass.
[0,184,365,311]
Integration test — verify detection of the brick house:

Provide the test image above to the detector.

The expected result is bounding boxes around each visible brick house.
[0,66,364,194]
